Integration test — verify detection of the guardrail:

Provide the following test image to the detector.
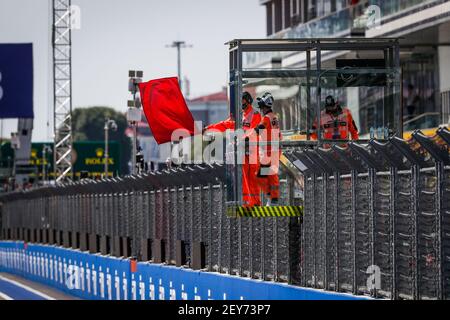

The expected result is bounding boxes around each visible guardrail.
[1,127,449,299]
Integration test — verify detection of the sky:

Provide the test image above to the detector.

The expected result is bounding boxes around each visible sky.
[0,0,265,142]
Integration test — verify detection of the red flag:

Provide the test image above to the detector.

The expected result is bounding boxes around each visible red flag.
[138,77,195,144]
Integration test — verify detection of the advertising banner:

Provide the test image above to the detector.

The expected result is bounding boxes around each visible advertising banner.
[0,43,34,119]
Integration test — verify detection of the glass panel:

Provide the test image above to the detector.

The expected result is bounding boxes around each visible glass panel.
[242,77,310,134]
[227,39,401,209]
[226,67,400,208]
[243,51,315,70]
[317,68,401,140]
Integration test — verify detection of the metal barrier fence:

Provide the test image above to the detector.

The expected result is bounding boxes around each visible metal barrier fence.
[284,127,450,300]
[0,163,301,286]
[0,127,449,299]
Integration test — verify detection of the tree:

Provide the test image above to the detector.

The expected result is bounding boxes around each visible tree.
[72,107,131,175]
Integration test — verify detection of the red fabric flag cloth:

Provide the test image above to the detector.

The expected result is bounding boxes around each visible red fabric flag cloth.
[138,77,195,144]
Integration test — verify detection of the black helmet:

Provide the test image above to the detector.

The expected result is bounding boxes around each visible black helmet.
[242,91,253,104]
[325,95,336,108]
[257,92,274,108]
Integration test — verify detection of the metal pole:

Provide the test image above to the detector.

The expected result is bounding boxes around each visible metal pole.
[312,174,317,288]
[411,165,420,299]
[390,167,397,299]
[323,173,328,290]
[316,42,322,142]
[306,50,311,140]
[42,146,46,184]
[351,170,358,295]
[177,43,182,90]
[207,184,213,272]
[104,123,109,177]
[369,168,377,298]
[132,89,138,176]
[166,41,191,92]
[132,124,137,175]
[335,172,340,292]
[435,161,444,300]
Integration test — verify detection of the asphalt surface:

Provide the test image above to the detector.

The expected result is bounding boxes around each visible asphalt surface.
[0,272,78,300]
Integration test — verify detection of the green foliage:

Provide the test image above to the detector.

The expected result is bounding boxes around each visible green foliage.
[72,107,131,175]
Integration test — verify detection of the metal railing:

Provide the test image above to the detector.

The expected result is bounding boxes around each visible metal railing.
[404,112,441,132]
[0,127,449,299]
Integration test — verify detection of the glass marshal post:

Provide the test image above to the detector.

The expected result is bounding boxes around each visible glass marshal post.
[226,38,401,217]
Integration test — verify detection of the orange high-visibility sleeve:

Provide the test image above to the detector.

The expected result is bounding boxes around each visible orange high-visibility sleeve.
[311,121,318,140]
[259,116,271,130]
[346,110,359,140]
[250,112,262,129]
[204,117,235,132]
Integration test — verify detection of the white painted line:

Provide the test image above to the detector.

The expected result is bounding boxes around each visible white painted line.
[0,291,13,300]
[0,275,56,300]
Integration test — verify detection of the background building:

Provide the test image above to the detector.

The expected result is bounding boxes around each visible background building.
[0,141,121,191]
[188,88,229,125]
[257,0,450,136]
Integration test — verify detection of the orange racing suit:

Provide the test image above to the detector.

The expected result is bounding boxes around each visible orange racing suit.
[205,106,262,206]
[256,110,281,202]
[312,106,359,140]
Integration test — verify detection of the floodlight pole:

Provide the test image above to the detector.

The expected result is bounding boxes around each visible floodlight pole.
[42,145,48,184]
[105,123,109,177]
[42,147,46,183]
[166,41,192,90]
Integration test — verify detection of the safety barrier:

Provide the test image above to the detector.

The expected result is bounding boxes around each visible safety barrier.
[0,241,364,300]
[284,127,450,300]
[1,127,449,299]
[0,164,302,285]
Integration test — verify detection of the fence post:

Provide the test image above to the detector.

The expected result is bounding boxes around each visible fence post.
[390,167,398,300]
[335,172,340,292]
[171,187,178,265]
[261,209,266,281]
[411,165,420,299]
[435,161,444,300]
[189,185,194,268]
[273,216,278,282]
[207,184,213,272]
[351,170,358,295]
[323,173,328,290]
[150,190,157,261]
[218,183,224,273]
[368,168,377,298]
[238,211,243,276]
[312,174,317,288]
